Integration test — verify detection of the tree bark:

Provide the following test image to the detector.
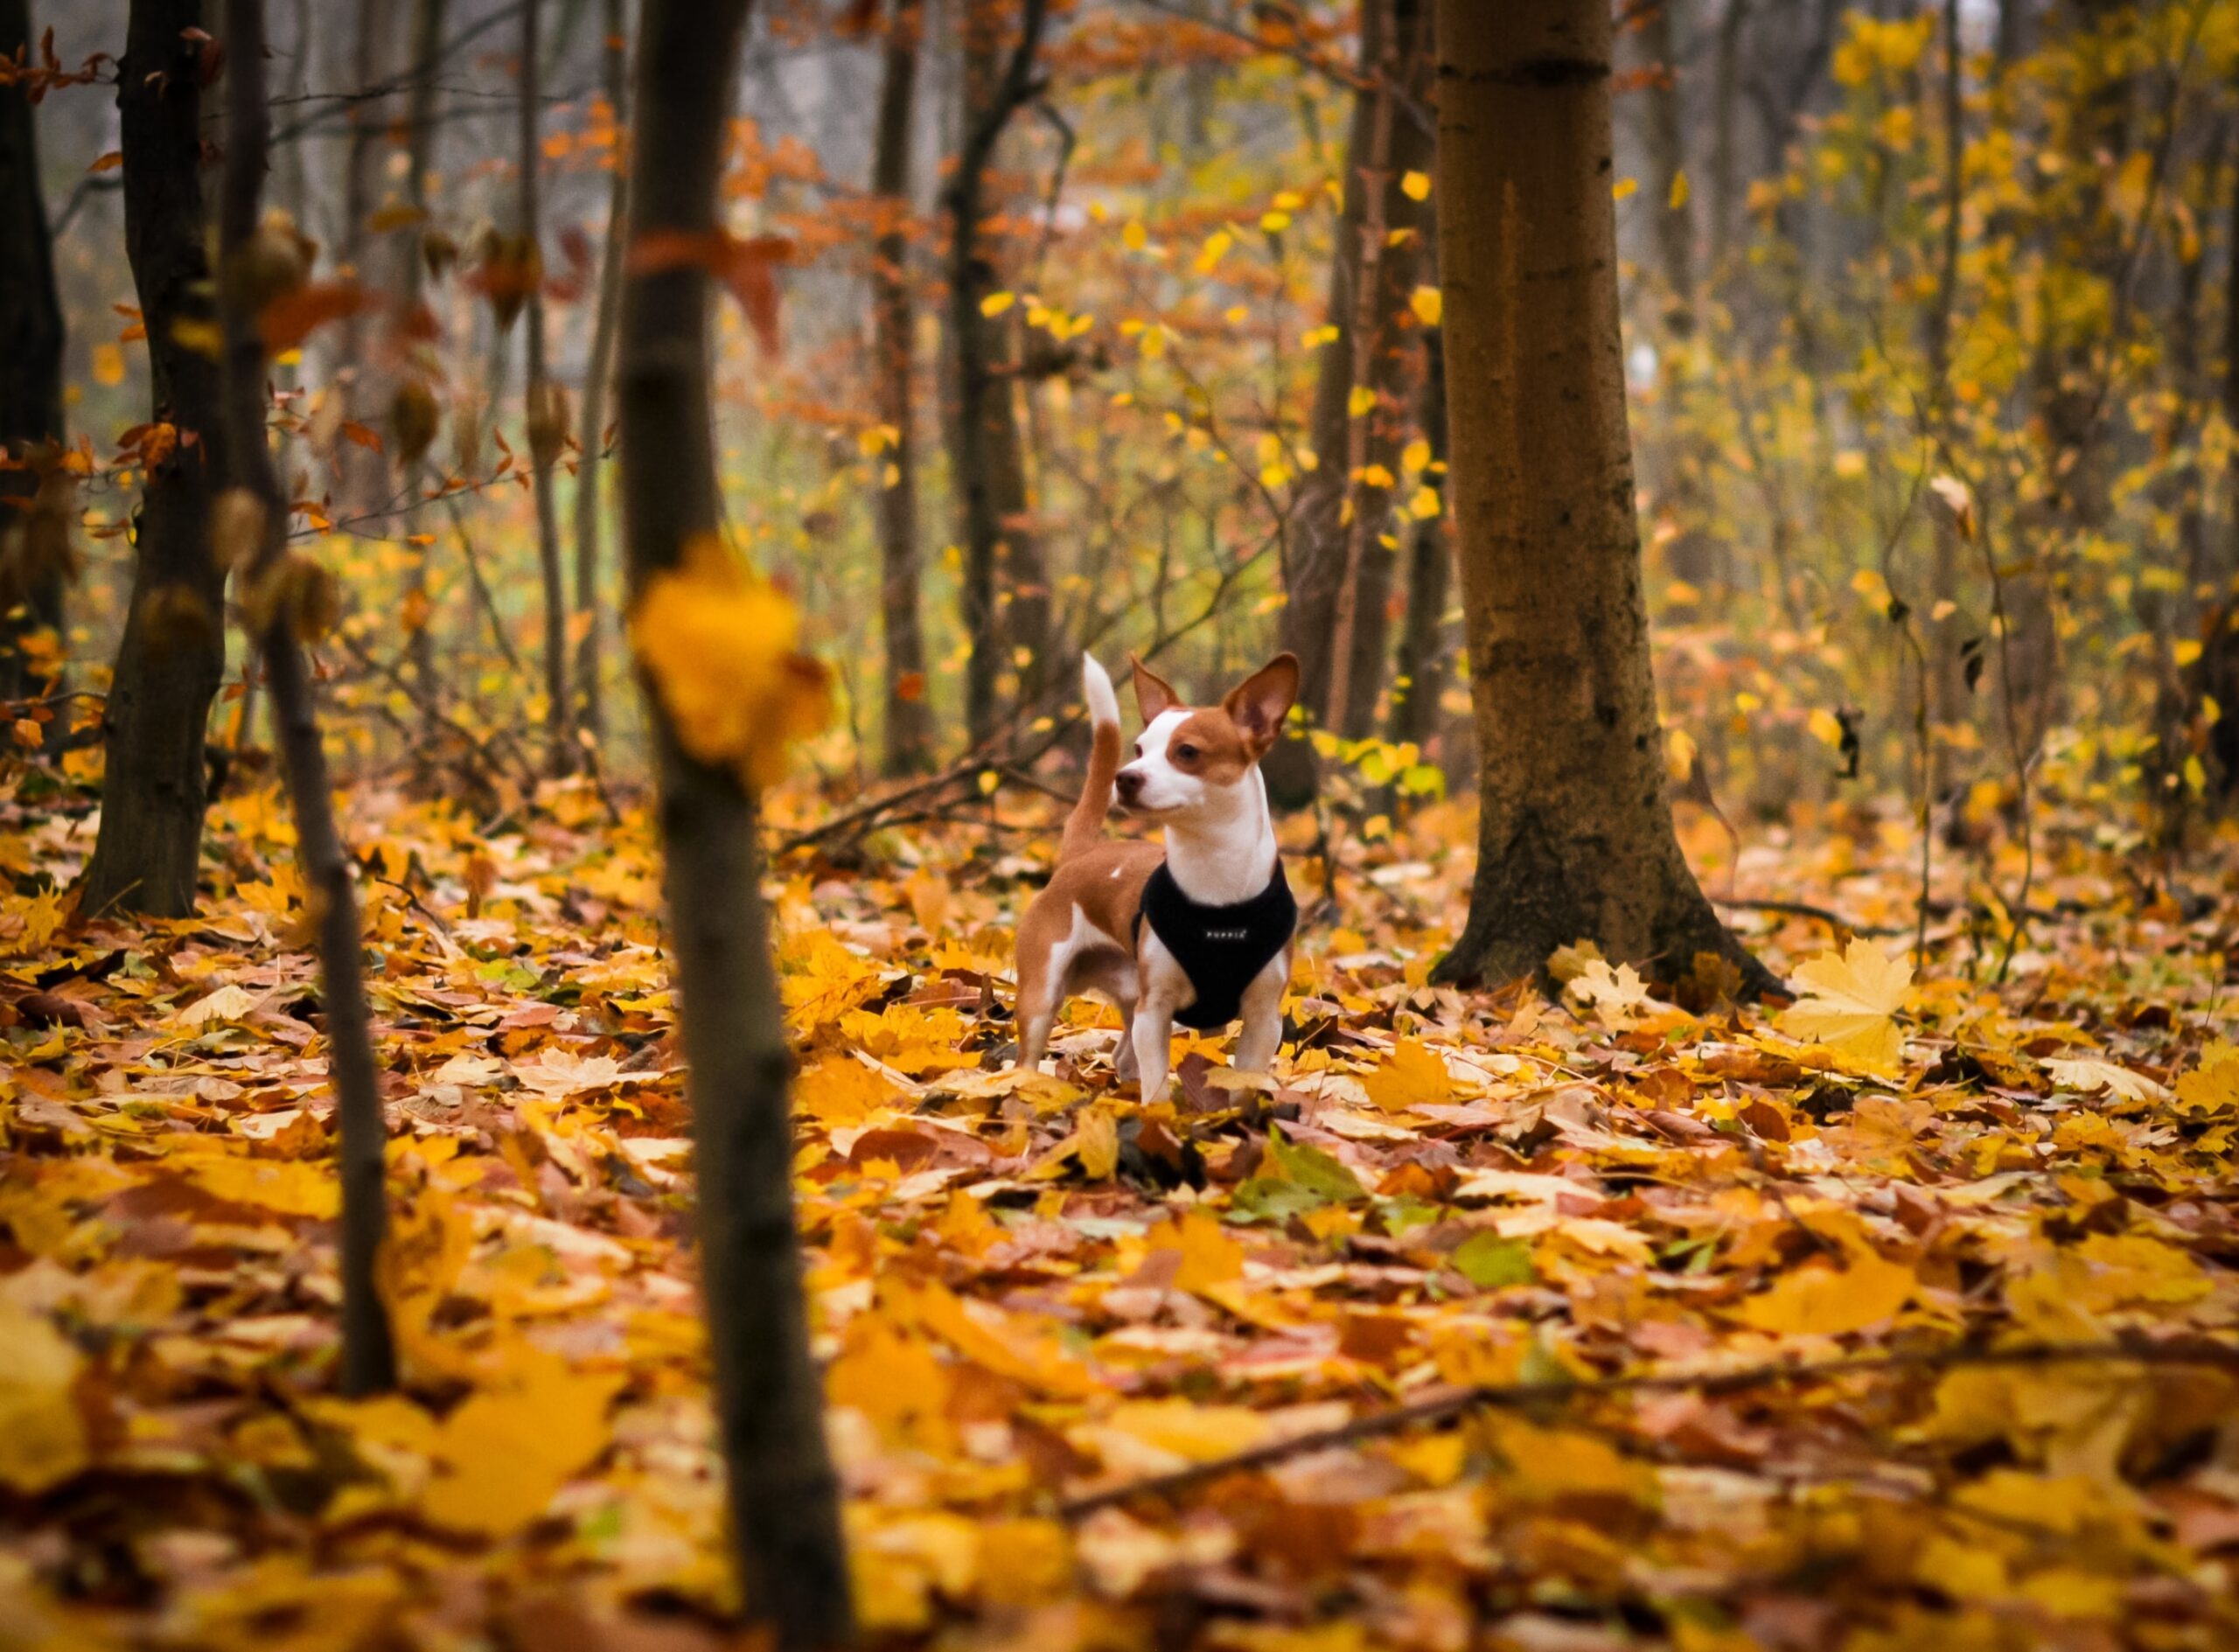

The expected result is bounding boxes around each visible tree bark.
[1265,0,1433,802]
[334,0,398,515]
[873,0,934,775]
[1428,0,1770,996]
[219,0,397,1397]
[1707,0,1750,278]
[571,0,626,750]
[399,0,445,728]
[945,0,1048,748]
[1390,320,1451,758]
[1924,0,1967,777]
[1642,0,1696,330]
[1325,0,1433,742]
[519,0,569,772]
[0,0,66,704]
[618,0,853,1642]
[81,0,229,919]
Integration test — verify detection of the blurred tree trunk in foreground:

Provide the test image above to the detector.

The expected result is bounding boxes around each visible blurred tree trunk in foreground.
[218,0,396,1396]
[518,0,570,772]
[1430,0,1770,998]
[1266,0,1433,804]
[618,0,853,1642]
[0,0,68,706]
[946,0,1049,748]
[872,0,934,775]
[81,0,228,919]
[571,0,627,750]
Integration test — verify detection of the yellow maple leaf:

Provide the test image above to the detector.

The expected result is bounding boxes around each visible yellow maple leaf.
[0,1300,89,1494]
[1361,1039,1449,1112]
[827,1317,953,1450]
[794,1056,896,1126]
[419,1349,622,1537]
[629,534,829,790]
[1779,938,1913,1075]
[1409,285,1441,326]
[1099,1399,1270,1463]
[1733,1247,1915,1337]
[1143,1208,1244,1292]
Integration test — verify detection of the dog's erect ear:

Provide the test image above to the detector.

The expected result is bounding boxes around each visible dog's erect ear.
[1223,652,1299,749]
[1130,655,1181,723]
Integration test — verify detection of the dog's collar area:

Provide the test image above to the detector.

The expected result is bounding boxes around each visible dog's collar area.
[1134,861,1297,1030]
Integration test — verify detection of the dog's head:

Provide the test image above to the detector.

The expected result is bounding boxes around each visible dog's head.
[1114,652,1300,816]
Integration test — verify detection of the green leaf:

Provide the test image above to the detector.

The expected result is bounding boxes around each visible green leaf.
[1264,1126,1367,1203]
[1450,1231,1536,1289]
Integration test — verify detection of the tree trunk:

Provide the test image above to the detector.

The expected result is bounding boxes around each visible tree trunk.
[519,0,569,771]
[571,0,626,751]
[81,0,229,919]
[618,0,852,1642]
[219,0,397,1398]
[945,0,1048,748]
[1707,0,1750,277]
[399,0,445,728]
[334,0,397,515]
[1642,0,1696,330]
[1428,0,1770,996]
[1326,0,1433,742]
[0,0,66,705]
[1924,0,1967,777]
[1390,319,1451,758]
[1265,0,1433,803]
[873,0,934,775]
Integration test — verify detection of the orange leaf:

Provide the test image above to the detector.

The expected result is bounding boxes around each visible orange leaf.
[260,282,371,354]
[627,229,794,356]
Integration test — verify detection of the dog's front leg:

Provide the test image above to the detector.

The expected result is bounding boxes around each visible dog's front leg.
[1130,1000,1175,1102]
[1232,951,1288,1073]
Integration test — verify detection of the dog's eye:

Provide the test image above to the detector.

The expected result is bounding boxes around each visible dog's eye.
[1175,743,1198,761]
[1133,742,1142,756]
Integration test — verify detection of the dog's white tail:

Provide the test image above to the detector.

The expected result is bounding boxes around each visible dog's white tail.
[1063,655,1123,861]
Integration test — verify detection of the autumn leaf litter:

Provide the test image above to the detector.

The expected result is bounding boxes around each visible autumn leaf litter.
[2,781,2238,1649]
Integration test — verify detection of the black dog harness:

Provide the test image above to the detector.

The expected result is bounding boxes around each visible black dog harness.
[1133,861,1297,1029]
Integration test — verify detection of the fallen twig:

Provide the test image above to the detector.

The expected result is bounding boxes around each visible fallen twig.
[1056,1335,2239,1519]
[1712,896,1897,938]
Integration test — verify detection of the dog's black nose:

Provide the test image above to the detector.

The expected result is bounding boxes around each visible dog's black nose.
[1115,769,1145,804]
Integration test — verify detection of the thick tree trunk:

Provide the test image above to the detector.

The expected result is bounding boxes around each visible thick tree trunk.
[571,0,626,750]
[873,0,934,775]
[81,0,229,919]
[0,0,66,705]
[618,0,852,1642]
[945,0,1048,748]
[519,0,569,771]
[1428,0,1769,996]
[219,0,396,1397]
[399,0,445,727]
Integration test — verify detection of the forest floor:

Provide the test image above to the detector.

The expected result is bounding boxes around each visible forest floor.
[2,774,2237,1652]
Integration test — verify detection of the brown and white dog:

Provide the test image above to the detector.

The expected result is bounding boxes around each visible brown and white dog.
[1013,652,1300,1103]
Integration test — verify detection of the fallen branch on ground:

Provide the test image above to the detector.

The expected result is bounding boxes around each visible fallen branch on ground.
[1055,1335,2239,1519]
